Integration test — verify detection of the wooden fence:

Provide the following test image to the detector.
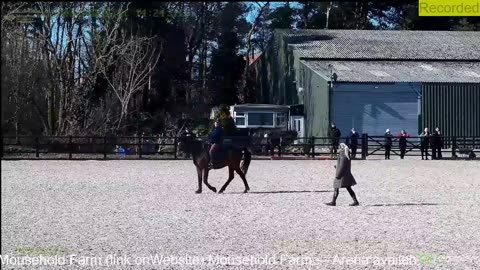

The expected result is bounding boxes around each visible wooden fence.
[1,134,479,160]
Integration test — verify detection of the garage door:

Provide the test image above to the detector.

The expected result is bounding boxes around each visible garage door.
[331,84,419,136]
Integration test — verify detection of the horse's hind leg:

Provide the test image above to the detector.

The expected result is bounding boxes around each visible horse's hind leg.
[235,167,250,193]
[203,169,217,193]
[195,167,202,193]
[218,167,234,194]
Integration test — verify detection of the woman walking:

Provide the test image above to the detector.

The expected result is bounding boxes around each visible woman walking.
[325,143,359,206]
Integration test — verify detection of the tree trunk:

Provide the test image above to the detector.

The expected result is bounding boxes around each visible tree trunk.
[326,2,333,29]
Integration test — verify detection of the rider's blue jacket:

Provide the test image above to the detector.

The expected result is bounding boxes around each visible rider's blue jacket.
[209,127,224,144]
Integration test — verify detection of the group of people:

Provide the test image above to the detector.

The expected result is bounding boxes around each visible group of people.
[328,123,362,159]
[329,122,444,160]
[419,127,444,160]
[385,127,443,160]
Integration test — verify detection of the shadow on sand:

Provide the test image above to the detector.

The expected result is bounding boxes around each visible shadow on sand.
[230,190,332,194]
[365,203,442,207]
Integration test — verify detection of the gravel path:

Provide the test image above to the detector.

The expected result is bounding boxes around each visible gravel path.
[2,160,480,269]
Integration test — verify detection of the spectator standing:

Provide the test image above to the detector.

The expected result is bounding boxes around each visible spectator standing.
[431,127,443,159]
[328,122,341,157]
[397,129,410,159]
[384,129,393,159]
[348,128,359,159]
[420,127,431,160]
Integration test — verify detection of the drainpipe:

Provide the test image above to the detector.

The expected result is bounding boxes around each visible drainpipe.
[328,81,333,130]
[409,83,422,134]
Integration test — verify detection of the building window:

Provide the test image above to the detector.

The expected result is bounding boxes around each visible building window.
[276,112,286,127]
[247,112,274,126]
[234,112,246,127]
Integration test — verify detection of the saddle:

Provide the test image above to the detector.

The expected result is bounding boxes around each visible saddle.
[209,139,243,168]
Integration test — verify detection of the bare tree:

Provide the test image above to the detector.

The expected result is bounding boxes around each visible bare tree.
[239,1,270,103]
[99,33,162,129]
[326,1,333,29]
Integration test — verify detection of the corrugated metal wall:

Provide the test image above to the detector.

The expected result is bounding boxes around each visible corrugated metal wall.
[300,61,330,138]
[422,83,480,137]
[331,83,419,136]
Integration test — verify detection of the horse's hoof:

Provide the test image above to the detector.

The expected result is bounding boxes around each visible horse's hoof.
[195,190,202,194]
[244,189,249,193]
[211,187,217,193]
[218,189,224,194]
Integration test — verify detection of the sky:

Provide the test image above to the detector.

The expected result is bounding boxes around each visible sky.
[245,2,301,23]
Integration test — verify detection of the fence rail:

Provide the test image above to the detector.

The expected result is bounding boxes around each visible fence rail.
[1,134,479,160]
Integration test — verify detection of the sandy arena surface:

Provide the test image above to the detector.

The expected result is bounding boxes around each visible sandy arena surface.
[1,160,480,269]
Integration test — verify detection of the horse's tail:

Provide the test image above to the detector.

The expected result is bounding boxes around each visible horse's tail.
[241,148,252,175]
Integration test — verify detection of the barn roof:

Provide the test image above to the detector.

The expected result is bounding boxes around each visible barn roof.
[302,60,480,83]
[276,29,480,61]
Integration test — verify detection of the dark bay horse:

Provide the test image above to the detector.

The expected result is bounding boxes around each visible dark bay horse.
[178,136,252,194]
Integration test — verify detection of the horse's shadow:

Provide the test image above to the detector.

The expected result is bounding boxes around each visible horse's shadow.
[364,202,442,207]
[229,190,332,194]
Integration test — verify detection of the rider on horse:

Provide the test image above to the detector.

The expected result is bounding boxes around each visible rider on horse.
[208,120,224,168]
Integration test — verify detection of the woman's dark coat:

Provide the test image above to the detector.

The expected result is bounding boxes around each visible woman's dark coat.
[420,132,431,147]
[384,132,393,146]
[348,132,359,147]
[333,151,357,188]
[399,135,408,148]
[328,127,341,145]
[431,131,444,148]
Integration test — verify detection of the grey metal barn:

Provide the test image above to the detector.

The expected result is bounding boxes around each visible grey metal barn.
[253,29,480,138]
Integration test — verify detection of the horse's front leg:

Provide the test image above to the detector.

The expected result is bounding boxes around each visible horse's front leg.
[203,169,217,193]
[195,167,202,194]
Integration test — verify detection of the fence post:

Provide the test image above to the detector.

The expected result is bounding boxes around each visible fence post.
[362,133,368,160]
[35,137,40,158]
[103,136,107,159]
[138,135,143,159]
[278,137,282,157]
[174,136,178,160]
[310,136,315,158]
[269,139,274,156]
[452,137,457,159]
[68,136,73,160]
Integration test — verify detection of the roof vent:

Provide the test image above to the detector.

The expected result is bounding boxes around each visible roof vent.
[369,70,391,77]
